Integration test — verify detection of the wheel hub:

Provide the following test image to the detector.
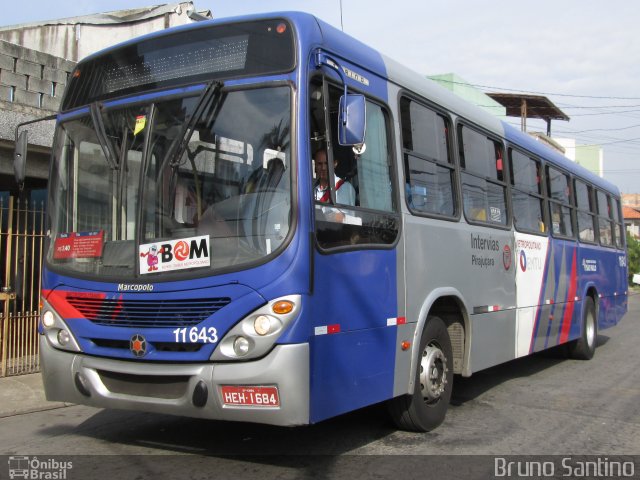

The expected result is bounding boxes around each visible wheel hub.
[420,343,448,403]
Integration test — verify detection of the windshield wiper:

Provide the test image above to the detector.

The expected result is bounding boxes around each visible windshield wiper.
[90,102,120,170]
[167,80,225,168]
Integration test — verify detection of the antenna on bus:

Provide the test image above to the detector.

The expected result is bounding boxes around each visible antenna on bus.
[339,0,344,31]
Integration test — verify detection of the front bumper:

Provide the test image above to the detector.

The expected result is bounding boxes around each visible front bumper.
[40,336,310,426]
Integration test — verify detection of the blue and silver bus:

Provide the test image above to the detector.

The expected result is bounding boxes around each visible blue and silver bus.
[26,12,627,431]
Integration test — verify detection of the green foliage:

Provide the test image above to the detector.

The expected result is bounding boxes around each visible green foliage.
[626,233,640,283]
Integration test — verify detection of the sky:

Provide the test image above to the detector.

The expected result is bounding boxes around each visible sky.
[3,0,640,192]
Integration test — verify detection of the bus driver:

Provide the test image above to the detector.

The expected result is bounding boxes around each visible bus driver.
[313,149,356,205]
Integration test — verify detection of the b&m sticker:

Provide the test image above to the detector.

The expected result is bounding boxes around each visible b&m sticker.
[139,235,210,274]
[53,230,104,259]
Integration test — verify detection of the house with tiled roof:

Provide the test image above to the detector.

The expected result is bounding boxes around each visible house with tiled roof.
[623,206,640,239]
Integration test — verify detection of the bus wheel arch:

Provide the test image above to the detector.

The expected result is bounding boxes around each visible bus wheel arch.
[428,296,469,376]
[388,315,454,431]
[388,293,468,431]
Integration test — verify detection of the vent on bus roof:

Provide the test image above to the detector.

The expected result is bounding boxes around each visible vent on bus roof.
[67,296,231,328]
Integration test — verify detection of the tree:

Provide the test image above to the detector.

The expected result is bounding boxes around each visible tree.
[626,233,640,283]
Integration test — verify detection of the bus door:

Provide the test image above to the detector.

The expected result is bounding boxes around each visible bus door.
[514,233,550,356]
[509,150,556,356]
[524,165,577,354]
[307,77,402,422]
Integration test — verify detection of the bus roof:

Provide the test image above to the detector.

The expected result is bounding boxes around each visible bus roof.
[501,122,619,194]
[307,14,620,196]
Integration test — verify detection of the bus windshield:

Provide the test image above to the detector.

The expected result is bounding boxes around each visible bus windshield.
[48,85,292,278]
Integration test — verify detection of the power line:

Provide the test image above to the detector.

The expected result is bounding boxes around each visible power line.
[434,78,640,100]
[487,105,640,116]
[594,137,640,146]
[502,120,640,147]
[553,123,640,134]
[555,104,640,110]
[567,109,640,117]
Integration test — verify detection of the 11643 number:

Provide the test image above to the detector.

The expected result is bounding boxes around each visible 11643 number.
[172,327,218,343]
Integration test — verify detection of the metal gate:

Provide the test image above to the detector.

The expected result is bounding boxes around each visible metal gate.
[1,196,45,377]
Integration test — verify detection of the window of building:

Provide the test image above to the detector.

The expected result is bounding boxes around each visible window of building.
[546,166,574,238]
[400,97,456,217]
[458,125,507,226]
[574,179,596,243]
[509,148,545,234]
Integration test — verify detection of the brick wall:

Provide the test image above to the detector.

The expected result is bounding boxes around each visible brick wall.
[0,40,75,112]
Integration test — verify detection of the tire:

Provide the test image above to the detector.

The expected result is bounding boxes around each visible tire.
[388,316,454,432]
[568,296,597,360]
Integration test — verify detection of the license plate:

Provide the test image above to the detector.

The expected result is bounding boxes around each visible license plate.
[221,385,280,407]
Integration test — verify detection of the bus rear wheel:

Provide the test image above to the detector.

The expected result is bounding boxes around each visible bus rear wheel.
[568,296,597,360]
[388,316,453,432]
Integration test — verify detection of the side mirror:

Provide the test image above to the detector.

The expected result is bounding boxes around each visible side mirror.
[338,94,366,146]
[14,130,28,185]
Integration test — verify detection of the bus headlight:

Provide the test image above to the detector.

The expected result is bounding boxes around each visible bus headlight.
[40,300,82,353]
[42,311,55,328]
[211,294,301,361]
[233,336,251,356]
[57,329,71,346]
[254,315,273,336]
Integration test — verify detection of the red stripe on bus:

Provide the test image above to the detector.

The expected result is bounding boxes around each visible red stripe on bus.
[559,252,578,344]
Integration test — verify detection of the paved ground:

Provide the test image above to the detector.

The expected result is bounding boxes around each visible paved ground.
[0,372,65,418]
[0,294,638,478]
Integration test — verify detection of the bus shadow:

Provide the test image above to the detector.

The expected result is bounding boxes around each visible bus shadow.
[39,401,395,457]
[37,335,610,462]
[39,404,402,477]
[450,334,610,406]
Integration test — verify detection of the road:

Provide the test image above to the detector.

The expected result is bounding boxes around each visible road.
[1,294,639,478]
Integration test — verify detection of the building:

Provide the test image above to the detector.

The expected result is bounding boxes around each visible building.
[0,3,211,62]
[623,206,640,239]
[622,193,640,208]
[1,2,212,198]
[0,40,70,199]
[428,73,506,117]
[554,138,604,178]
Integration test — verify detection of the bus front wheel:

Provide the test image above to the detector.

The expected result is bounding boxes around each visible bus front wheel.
[388,316,454,432]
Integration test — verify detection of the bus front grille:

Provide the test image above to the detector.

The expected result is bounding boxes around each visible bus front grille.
[97,370,190,399]
[67,296,231,328]
[91,338,204,352]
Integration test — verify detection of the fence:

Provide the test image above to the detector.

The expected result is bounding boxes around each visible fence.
[1,196,45,376]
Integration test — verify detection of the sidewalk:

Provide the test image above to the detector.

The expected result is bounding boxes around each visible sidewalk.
[0,372,67,417]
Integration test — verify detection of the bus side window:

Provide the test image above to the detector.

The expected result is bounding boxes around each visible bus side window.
[597,190,614,246]
[400,97,455,217]
[459,125,507,226]
[613,198,625,248]
[509,149,546,234]
[356,102,394,212]
[575,179,596,243]
[547,166,574,238]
